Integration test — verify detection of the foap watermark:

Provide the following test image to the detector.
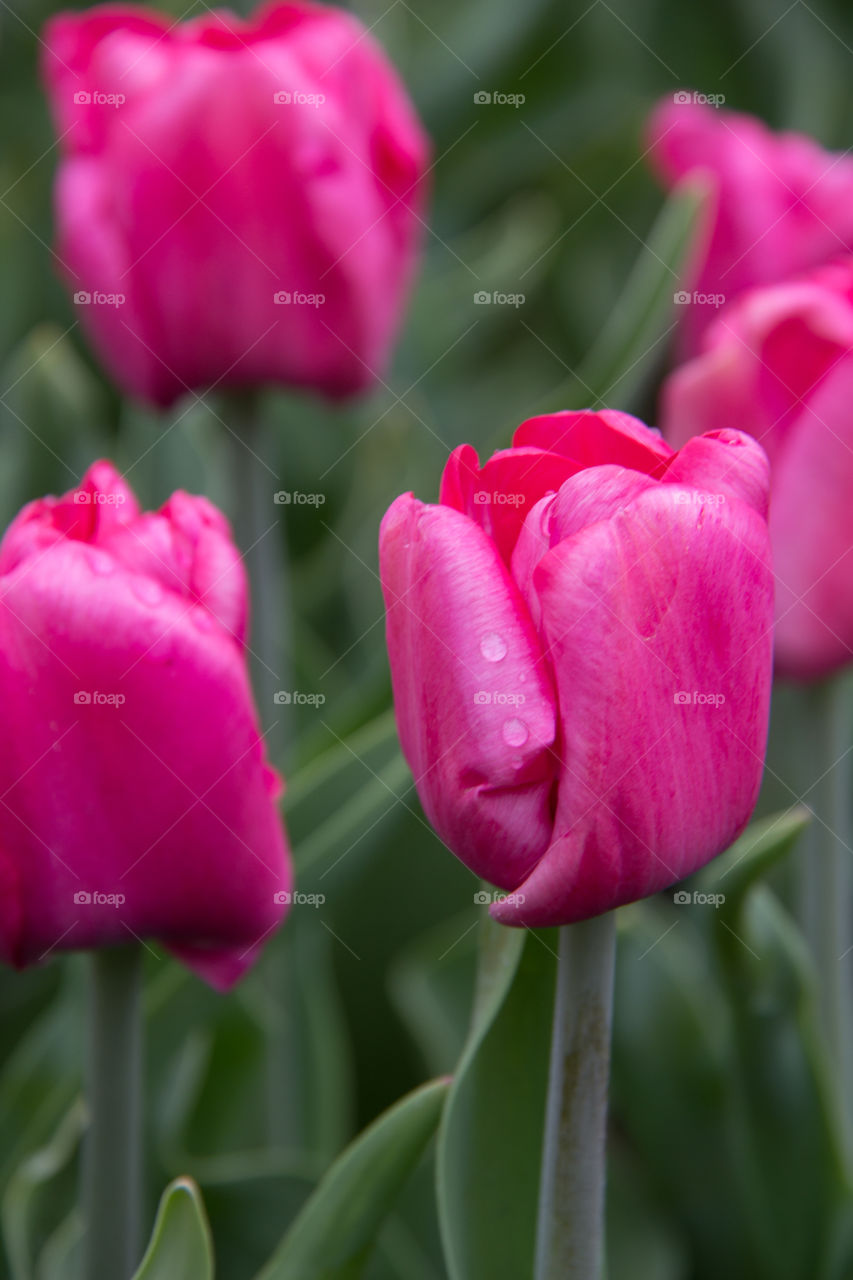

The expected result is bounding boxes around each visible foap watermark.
[73,290,126,307]
[274,690,326,707]
[73,89,126,108]
[474,289,525,307]
[273,90,326,108]
[674,490,726,506]
[473,490,525,507]
[474,690,526,707]
[674,289,726,308]
[74,690,126,707]
[274,490,325,506]
[74,489,126,505]
[674,690,726,708]
[672,90,725,108]
[474,889,526,906]
[274,890,325,906]
[73,890,127,907]
[274,290,325,307]
[673,889,726,908]
[474,90,525,108]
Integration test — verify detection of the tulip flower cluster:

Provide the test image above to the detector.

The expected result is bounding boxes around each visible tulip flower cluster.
[650,95,853,681]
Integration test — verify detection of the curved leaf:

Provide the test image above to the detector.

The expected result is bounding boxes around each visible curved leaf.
[437,920,555,1280]
[131,1178,214,1280]
[255,1078,449,1280]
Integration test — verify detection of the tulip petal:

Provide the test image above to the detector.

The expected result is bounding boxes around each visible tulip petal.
[513,410,672,474]
[769,360,853,677]
[0,540,290,987]
[491,486,773,926]
[661,428,770,519]
[380,494,557,888]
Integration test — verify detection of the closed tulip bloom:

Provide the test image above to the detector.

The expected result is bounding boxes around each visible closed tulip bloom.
[380,411,773,927]
[0,462,291,988]
[661,257,853,681]
[41,2,429,407]
[647,95,853,356]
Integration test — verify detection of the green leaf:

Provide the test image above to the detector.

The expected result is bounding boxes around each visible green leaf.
[533,176,710,415]
[437,920,556,1280]
[1,1098,86,1280]
[698,806,811,906]
[131,1178,214,1280]
[255,1077,449,1280]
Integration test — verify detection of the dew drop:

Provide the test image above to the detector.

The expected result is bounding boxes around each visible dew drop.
[480,632,507,662]
[85,549,114,576]
[191,607,214,632]
[132,578,164,607]
[502,717,529,748]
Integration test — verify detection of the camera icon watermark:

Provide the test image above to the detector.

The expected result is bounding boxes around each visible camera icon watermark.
[273,90,326,108]
[74,489,126,505]
[74,690,127,707]
[474,888,527,906]
[674,690,726,708]
[73,89,126,107]
[273,889,326,906]
[473,290,525,307]
[673,889,726,908]
[673,289,726,308]
[672,90,725,108]
[273,290,325,307]
[73,290,125,307]
[673,490,726,506]
[473,690,526,707]
[273,490,326,506]
[473,490,525,506]
[274,690,326,707]
[73,889,127,907]
[473,90,525,108]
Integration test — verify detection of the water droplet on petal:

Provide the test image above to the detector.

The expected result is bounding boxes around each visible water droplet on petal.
[191,607,214,632]
[502,718,529,748]
[481,632,507,662]
[132,578,164,607]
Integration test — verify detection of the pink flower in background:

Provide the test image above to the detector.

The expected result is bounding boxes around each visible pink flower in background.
[41,1,429,407]
[647,95,853,356]
[661,256,853,681]
[0,462,291,989]
[380,411,773,927]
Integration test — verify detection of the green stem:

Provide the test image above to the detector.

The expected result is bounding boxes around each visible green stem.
[534,913,616,1280]
[798,677,853,1157]
[82,946,143,1280]
[221,392,293,1150]
[222,392,291,766]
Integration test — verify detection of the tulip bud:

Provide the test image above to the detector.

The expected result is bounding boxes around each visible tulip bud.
[380,410,774,926]
[0,461,291,988]
[41,2,430,406]
[662,256,853,680]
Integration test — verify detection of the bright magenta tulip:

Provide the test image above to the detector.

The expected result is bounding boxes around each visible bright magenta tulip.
[0,462,291,988]
[661,256,853,681]
[380,411,774,926]
[647,94,853,357]
[41,2,429,406]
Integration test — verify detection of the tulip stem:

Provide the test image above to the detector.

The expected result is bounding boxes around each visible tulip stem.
[221,392,293,1150]
[222,392,291,766]
[82,945,143,1280]
[800,676,853,1160]
[534,913,616,1280]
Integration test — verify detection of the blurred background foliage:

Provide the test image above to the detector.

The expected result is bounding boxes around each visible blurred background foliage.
[3,0,853,1275]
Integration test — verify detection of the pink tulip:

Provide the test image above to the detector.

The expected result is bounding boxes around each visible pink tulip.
[661,256,853,681]
[380,411,774,927]
[647,95,853,357]
[41,2,429,407]
[0,461,291,988]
